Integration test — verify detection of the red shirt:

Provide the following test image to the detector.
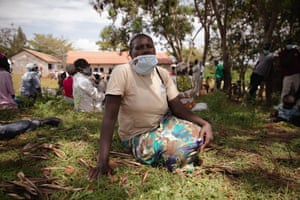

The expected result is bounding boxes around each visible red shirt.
[63,76,73,98]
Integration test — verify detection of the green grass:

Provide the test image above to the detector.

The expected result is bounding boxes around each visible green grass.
[0,79,300,199]
[12,74,59,96]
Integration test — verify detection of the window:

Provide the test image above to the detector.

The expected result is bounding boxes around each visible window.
[48,64,53,70]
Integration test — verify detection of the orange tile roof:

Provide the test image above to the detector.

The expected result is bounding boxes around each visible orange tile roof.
[24,48,61,63]
[157,52,173,65]
[66,51,173,65]
[67,51,131,65]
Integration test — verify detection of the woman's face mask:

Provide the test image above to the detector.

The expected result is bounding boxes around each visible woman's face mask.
[131,55,158,75]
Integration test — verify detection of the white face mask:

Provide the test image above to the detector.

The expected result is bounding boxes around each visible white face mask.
[131,55,158,75]
[81,67,92,76]
[286,44,293,50]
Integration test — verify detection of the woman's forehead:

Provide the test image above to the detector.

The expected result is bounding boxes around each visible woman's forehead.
[132,36,153,45]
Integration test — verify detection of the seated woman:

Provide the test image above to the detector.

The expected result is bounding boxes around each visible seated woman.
[0,53,18,110]
[88,33,213,180]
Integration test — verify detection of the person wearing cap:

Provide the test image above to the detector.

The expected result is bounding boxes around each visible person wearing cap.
[0,53,18,110]
[62,64,76,103]
[72,58,105,112]
[20,63,41,100]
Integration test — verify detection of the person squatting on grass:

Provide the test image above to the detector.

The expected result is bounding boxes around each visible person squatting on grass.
[20,63,42,101]
[88,33,213,180]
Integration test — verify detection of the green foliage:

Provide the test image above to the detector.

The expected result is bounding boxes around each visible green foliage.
[96,26,128,51]
[0,25,26,57]
[27,34,73,60]
[93,0,194,61]
[176,75,192,92]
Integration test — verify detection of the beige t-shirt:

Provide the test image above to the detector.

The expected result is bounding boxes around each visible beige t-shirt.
[106,63,179,141]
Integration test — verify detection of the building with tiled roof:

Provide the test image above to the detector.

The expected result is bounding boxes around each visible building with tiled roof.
[10,48,62,77]
[66,51,173,75]
[10,49,173,77]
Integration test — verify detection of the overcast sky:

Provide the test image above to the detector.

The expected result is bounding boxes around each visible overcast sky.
[0,0,111,51]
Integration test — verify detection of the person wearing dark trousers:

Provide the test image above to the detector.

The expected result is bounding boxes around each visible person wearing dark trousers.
[249,43,274,99]
[214,60,224,90]
[0,117,62,140]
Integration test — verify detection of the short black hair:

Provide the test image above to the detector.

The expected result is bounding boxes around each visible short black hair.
[0,53,10,72]
[263,43,271,50]
[74,58,89,69]
[285,38,293,45]
[129,33,153,57]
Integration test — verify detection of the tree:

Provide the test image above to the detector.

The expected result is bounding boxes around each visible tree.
[92,0,195,62]
[150,1,195,62]
[9,27,27,55]
[194,0,214,65]
[209,0,232,91]
[0,25,27,57]
[27,34,73,66]
[96,26,127,51]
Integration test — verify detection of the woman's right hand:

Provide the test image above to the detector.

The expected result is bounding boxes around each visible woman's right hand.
[87,164,112,181]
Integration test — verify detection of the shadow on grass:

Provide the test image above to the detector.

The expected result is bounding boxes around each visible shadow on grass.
[208,121,300,194]
[1,93,300,199]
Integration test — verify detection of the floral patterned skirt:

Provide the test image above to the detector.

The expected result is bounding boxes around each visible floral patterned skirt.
[124,114,204,172]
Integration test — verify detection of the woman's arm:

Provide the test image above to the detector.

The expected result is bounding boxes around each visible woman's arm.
[88,95,121,180]
[168,96,213,149]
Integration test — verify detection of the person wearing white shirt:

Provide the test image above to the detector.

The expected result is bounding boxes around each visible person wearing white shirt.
[73,58,105,112]
[192,59,202,96]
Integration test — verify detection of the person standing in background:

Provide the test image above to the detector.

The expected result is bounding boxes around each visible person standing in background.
[63,65,76,103]
[214,60,224,90]
[248,43,274,99]
[98,74,107,94]
[192,59,201,96]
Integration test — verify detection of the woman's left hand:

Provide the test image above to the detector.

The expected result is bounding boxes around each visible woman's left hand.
[199,122,213,151]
